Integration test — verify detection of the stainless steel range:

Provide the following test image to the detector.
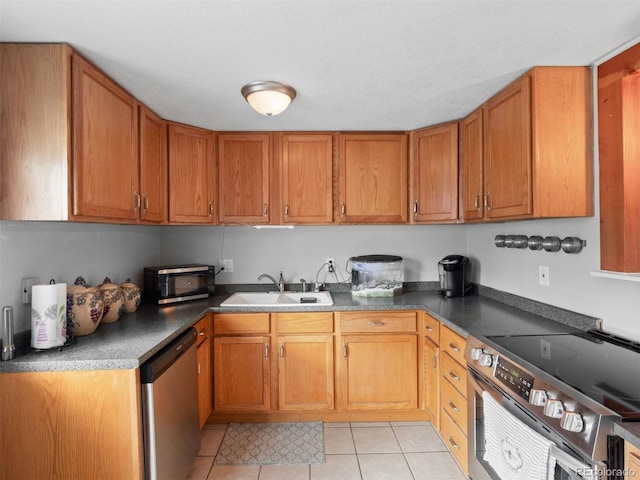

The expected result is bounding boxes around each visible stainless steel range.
[465,330,640,480]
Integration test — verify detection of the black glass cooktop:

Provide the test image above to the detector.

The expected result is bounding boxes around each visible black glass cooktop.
[487,330,640,420]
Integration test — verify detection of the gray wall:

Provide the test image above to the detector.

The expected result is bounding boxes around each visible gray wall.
[0,221,161,334]
[158,224,467,285]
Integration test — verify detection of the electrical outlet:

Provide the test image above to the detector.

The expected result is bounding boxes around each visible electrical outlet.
[218,258,234,273]
[21,277,40,304]
[325,258,335,273]
[538,265,550,286]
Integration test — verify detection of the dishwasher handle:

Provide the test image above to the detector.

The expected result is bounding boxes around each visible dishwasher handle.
[140,327,198,384]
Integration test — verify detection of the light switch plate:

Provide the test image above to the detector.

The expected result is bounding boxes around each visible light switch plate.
[538,266,550,286]
[21,277,40,303]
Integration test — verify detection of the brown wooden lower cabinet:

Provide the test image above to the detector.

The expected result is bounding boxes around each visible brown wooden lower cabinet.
[626,442,640,479]
[438,325,469,476]
[195,314,212,427]
[0,369,143,479]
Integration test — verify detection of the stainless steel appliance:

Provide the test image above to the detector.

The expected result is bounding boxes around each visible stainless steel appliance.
[144,264,215,305]
[466,330,636,480]
[438,255,471,297]
[141,327,200,480]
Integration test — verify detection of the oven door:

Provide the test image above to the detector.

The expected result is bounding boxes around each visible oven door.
[467,366,607,480]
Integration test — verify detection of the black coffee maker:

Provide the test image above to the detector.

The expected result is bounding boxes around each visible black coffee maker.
[438,255,471,297]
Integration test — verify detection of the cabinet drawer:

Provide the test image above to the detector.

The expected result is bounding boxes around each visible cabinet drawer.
[276,312,334,333]
[441,326,466,365]
[422,313,440,344]
[440,409,468,474]
[194,315,211,345]
[441,352,467,398]
[441,375,467,429]
[213,313,270,335]
[340,311,417,333]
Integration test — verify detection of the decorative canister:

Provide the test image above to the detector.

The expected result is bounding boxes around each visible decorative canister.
[120,278,141,313]
[97,277,125,323]
[66,277,104,336]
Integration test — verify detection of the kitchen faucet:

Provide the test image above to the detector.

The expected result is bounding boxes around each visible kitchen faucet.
[300,278,307,293]
[258,271,285,292]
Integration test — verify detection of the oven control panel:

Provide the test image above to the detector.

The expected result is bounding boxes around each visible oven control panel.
[493,355,535,402]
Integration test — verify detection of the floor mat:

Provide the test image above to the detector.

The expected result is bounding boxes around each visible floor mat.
[214,421,325,465]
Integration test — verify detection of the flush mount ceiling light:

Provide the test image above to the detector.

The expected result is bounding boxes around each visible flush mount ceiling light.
[241,81,297,116]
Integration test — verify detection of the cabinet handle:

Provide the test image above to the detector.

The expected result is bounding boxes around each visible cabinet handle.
[448,342,460,352]
[263,203,268,216]
[264,342,269,358]
[199,331,205,336]
[432,352,438,369]
[197,362,201,375]
[368,321,387,327]
[448,370,461,382]
[426,326,434,332]
[142,195,149,215]
[413,201,418,215]
[134,191,141,212]
[340,203,346,216]
[449,437,461,450]
[448,401,460,412]
[484,193,491,211]
[474,194,480,209]
[209,202,214,216]
[284,204,289,217]
[343,341,348,358]
[279,342,285,358]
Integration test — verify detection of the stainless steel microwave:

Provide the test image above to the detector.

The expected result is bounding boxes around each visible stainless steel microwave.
[143,264,215,305]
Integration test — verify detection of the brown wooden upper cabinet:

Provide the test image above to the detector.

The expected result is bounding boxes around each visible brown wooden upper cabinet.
[138,105,168,224]
[168,123,216,224]
[218,133,271,224]
[479,66,593,221]
[281,133,334,224]
[338,134,408,223]
[460,107,484,222]
[72,53,140,222]
[597,42,640,272]
[410,123,459,223]
[1,44,168,224]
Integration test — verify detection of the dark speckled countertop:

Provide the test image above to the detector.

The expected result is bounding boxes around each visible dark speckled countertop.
[0,285,596,373]
[7,284,640,445]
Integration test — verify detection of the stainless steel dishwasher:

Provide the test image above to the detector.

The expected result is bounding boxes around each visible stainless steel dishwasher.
[141,327,200,480]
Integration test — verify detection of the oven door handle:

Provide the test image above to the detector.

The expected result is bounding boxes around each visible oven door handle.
[550,445,601,477]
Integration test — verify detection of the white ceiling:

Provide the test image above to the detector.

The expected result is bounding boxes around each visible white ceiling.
[2,1,640,132]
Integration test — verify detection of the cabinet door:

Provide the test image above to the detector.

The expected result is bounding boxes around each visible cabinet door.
[339,134,408,223]
[424,337,439,425]
[483,75,533,219]
[138,105,167,224]
[214,336,270,411]
[281,133,333,224]
[218,133,271,223]
[460,107,484,222]
[410,123,459,223]
[197,335,211,428]
[168,123,215,223]
[278,335,334,411]
[340,334,417,410]
[72,53,139,221]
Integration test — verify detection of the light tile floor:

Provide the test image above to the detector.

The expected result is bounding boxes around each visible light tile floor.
[187,421,466,480]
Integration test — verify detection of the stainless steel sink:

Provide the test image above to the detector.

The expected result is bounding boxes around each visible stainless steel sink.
[220,291,333,307]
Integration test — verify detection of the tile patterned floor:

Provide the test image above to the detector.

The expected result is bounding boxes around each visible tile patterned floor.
[187,421,466,480]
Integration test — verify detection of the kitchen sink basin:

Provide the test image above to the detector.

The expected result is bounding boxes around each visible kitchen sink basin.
[220,291,333,307]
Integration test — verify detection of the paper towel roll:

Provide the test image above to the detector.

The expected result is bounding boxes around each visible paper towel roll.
[31,283,67,349]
